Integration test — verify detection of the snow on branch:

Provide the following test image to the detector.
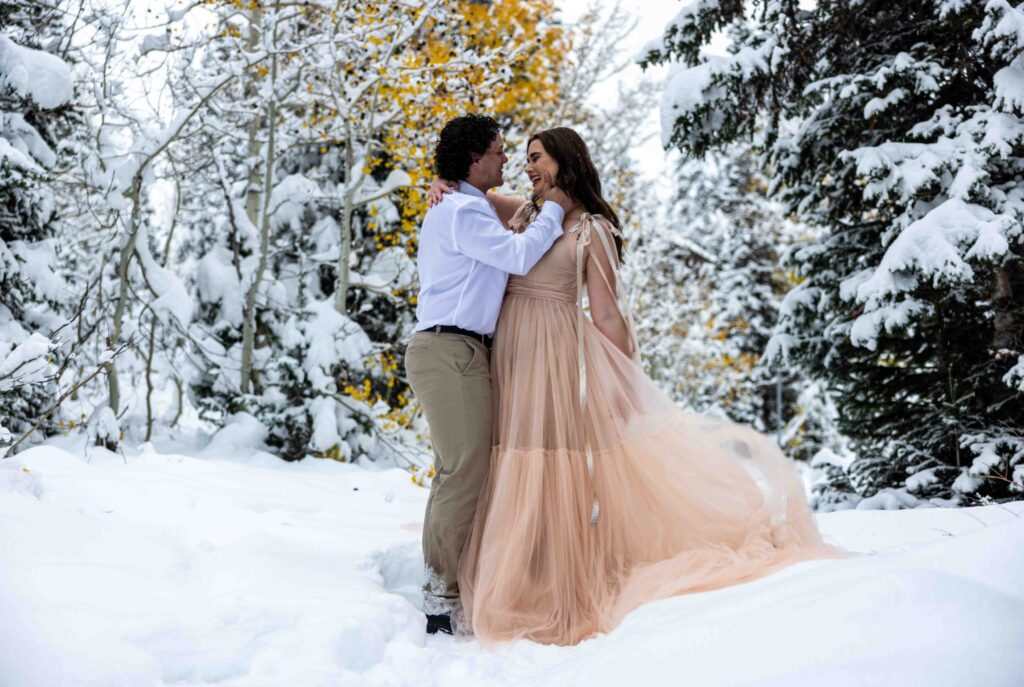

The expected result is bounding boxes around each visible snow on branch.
[842,195,1014,348]
[133,226,193,327]
[0,35,73,109]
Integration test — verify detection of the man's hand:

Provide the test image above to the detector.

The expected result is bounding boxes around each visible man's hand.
[541,172,574,216]
[428,179,458,207]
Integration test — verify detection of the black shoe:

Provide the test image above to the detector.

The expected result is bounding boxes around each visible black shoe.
[426,613,453,635]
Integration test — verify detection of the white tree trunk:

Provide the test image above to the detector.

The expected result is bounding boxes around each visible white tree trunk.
[335,123,355,314]
[240,41,277,395]
[106,176,143,418]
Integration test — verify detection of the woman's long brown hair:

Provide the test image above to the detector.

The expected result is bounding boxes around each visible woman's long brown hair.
[529,127,623,259]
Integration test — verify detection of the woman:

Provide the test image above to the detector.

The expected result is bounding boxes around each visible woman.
[429,127,851,646]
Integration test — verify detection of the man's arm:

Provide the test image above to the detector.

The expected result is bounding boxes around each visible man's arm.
[452,201,565,276]
[426,179,526,229]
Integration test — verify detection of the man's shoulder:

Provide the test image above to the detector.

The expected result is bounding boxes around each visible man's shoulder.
[425,192,494,229]
[420,193,481,237]
[423,191,487,220]
[446,191,491,213]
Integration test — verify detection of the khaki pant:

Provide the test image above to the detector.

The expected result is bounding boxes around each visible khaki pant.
[404,330,492,615]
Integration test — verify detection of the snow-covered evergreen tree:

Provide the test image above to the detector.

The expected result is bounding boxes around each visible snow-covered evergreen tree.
[630,139,845,466]
[643,0,1024,501]
[674,145,794,432]
[0,0,73,444]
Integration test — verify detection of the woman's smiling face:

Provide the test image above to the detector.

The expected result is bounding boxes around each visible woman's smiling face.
[525,138,558,195]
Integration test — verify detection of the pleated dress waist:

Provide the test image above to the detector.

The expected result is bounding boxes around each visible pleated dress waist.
[505,279,576,303]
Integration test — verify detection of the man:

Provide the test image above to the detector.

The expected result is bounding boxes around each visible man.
[405,114,572,635]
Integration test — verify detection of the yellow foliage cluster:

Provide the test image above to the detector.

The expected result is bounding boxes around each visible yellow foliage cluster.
[211,0,564,251]
[342,378,375,403]
[694,314,763,409]
[319,350,422,463]
[368,186,424,261]
[459,0,566,127]
[314,444,346,461]
[203,0,260,10]
[340,352,419,433]
[410,463,436,486]
[375,0,566,237]
[53,412,89,437]
[785,415,807,451]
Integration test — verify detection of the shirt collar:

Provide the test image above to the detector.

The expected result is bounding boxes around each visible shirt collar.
[458,180,487,199]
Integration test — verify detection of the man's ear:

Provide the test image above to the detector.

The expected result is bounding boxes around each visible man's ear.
[469,152,480,167]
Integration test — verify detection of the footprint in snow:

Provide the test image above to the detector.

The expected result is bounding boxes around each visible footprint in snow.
[363,541,424,611]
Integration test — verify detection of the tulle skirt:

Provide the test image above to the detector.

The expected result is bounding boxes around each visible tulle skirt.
[457,292,851,646]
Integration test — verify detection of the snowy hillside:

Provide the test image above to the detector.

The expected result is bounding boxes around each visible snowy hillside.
[2,441,1022,687]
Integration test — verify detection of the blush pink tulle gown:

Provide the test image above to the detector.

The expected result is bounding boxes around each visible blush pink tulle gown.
[457,203,852,646]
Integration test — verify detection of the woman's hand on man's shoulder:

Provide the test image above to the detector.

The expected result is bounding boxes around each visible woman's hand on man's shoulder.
[428,179,459,208]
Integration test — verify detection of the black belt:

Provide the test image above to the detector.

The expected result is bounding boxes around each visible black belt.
[419,324,493,349]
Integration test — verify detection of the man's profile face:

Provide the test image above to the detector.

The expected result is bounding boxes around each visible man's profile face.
[475,134,508,190]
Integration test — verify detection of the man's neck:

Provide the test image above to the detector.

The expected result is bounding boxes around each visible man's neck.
[459,179,488,198]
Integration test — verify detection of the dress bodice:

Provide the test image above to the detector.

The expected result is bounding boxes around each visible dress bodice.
[505,202,613,304]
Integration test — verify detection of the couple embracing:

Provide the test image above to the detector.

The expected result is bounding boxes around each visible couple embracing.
[404,114,849,647]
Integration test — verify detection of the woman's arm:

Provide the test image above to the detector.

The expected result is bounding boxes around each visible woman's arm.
[426,180,527,229]
[486,191,529,228]
[586,222,632,356]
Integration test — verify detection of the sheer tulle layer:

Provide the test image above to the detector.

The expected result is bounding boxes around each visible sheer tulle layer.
[459,420,848,645]
[459,278,851,646]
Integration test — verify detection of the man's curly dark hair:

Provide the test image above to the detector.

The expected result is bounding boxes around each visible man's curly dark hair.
[434,114,501,181]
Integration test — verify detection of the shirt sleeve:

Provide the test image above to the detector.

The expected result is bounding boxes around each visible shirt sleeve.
[451,200,564,276]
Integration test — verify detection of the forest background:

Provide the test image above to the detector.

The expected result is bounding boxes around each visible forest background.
[2,0,1022,510]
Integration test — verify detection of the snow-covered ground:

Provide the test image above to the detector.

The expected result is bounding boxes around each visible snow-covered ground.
[2,439,1022,687]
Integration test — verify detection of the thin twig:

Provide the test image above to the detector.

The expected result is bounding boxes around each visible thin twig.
[2,341,134,457]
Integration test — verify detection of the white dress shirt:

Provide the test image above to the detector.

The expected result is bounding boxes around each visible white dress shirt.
[414,182,565,336]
